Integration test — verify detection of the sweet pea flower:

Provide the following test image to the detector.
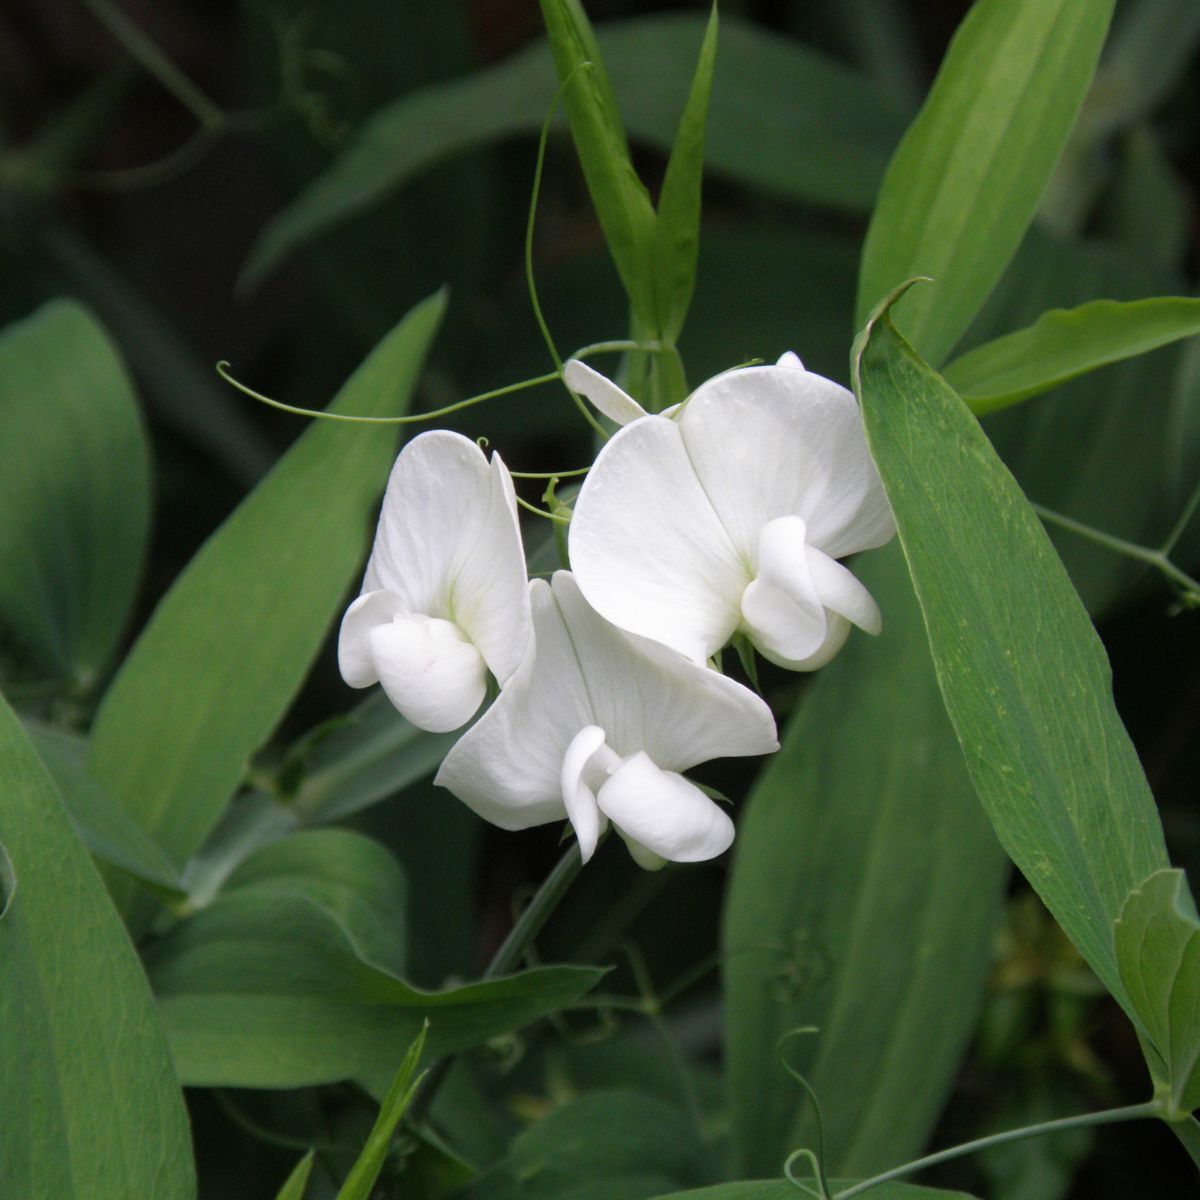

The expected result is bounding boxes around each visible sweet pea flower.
[338,430,530,733]
[435,571,778,869]
[566,353,895,671]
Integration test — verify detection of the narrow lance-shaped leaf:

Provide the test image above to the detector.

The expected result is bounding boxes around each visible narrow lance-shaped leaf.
[1115,869,1200,1116]
[942,296,1200,414]
[0,691,195,1200]
[856,0,1115,364]
[851,282,1170,1024]
[88,292,445,920]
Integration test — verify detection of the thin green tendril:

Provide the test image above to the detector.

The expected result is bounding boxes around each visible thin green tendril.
[516,495,570,524]
[216,361,559,425]
[784,1149,829,1199]
[510,465,590,480]
[779,1028,833,1200]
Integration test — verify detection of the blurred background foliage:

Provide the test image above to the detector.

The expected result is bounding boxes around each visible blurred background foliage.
[1,1,1198,1197]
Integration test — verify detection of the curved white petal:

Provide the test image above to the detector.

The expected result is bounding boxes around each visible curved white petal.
[597,752,735,864]
[677,363,895,560]
[552,572,778,769]
[776,350,805,370]
[739,516,827,665]
[337,589,403,688]
[560,725,610,863]
[756,611,852,672]
[361,430,529,681]
[806,546,882,635]
[563,359,648,426]
[434,579,591,830]
[569,417,747,663]
[368,615,487,733]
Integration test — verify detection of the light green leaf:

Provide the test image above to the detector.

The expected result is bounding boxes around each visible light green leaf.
[650,3,718,344]
[273,1152,314,1200]
[283,691,457,824]
[1115,869,1200,1116]
[852,284,1170,1023]
[0,691,195,1200]
[146,868,603,1089]
[336,1024,428,1200]
[87,292,445,917]
[942,297,1200,414]
[724,544,1007,1178]
[0,299,149,687]
[241,16,904,288]
[540,0,658,324]
[856,0,1115,364]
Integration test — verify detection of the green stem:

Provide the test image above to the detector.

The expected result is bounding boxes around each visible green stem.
[1032,503,1200,598]
[1162,475,1200,556]
[830,1101,1161,1199]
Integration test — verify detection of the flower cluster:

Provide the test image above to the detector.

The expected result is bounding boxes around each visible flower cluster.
[339,354,894,869]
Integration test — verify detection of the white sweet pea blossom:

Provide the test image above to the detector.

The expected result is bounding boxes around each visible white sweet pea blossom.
[566,352,896,671]
[338,430,530,733]
[435,571,778,869]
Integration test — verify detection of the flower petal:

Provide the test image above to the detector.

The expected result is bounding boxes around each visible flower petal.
[434,579,592,830]
[739,516,827,665]
[361,430,529,681]
[776,350,805,370]
[368,615,487,733]
[552,572,779,769]
[806,546,882,634]
[677,363,895,561]
[596,752,735,864]
[337,589,402,688]
[569,417,747,663]
[562,359,648,426]
[560,725,609,863]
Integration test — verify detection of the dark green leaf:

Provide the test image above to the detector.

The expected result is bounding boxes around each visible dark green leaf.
[273,1152,314,1200]
[942,297,1200,414]
[87,292,445,917]
[1115,869,1200,1115]
[724,544,1007,1178]
[856,0,1115,363]
[0,299,149,687]
[0,691,195,1199]
[852,284,1170,1023]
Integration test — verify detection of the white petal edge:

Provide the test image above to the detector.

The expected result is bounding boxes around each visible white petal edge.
[739,516,828,665]
[562,359,648,426]
[806,547,882,635]
[560,725,609,863]
[338,589,402,688]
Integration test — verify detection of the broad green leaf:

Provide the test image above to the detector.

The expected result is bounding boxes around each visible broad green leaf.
[24,721,183,895]
[942,297,1200,414]
[241,15,904,287]
[87,292,445,915]
[856,0,1115,364]
[337,1024,428,1200]
[273,1152,314,1200]
[1115,869,1200,1115]
[146,868,602,1089]
[0,299,149,687]
[648,1187,976,1200]
[650,3,718,344]
[540,0,658,324]
[724,544,1007,1178]
[851,285,1170,1022]
[0,692,195,1199]
[459,1092,710,1199]
[282,691,456,824]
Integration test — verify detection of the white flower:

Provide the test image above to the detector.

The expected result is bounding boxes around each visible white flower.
[338,430,530,733]
[566,352,895,670]
[434,571,778,869]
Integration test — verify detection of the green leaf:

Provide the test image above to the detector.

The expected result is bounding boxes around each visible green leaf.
[646,1183,978,1200]
[87,292,445,916]
[24,721,183,896]
[650,3,718,344]
[336,1024,428,1200]
[241,16,904,287]
[273,1152,314,1200]
[942,297,1200,414]
[0,299,150,687]
[724,544,1007,1178]
[146,854,603,1089]
[0,691,195,1199]
[1115,869,1200,1116]
[851,283,1170,1024]
[539,0,658,324]
[856,0,1115,364]
[283,691,457,824]
[459,1091,710,1199]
